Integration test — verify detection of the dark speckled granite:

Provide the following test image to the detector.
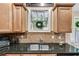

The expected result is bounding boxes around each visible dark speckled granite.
[0,43,79,55]
[7,43,66,53]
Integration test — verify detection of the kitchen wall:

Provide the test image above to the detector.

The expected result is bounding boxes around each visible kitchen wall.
[18,32,65,43]
[65,4,79,48]
[17,7,65,43]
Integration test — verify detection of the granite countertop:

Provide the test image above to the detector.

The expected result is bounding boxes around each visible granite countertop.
[0,43,79,54]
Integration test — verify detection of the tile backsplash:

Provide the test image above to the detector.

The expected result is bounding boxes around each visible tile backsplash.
[18,32,65,43]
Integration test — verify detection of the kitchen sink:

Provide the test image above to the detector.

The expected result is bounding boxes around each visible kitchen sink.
[29,44,39,51]
[40,44,49,50]
[28,44,50,51]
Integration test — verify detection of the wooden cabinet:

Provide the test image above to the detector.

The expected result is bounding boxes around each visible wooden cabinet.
[20,54,41,56]
[21,54,56,56]
[40,54,56,56]
[0,4,12,33]
[5,54,56,56]
[0,3,27,33]
[53,4,74,33]
[13,4,26,32]
[5,54,21,56]
[5,54,40,56]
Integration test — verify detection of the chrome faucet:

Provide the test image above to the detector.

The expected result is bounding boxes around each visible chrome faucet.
[39,37,43,43]
[39,37,43,51]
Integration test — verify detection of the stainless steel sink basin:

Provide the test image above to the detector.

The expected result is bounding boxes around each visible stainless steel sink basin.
[29,44,39,51]
[28,44,50,51]
[40,44,49,50]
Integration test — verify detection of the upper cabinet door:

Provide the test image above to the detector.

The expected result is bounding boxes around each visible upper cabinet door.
[13,5,22,32]
[21,6,27,32]
[0,3,27,33]
[58,7,72,32]
[53,4,74,33]
[13,4,27,33]
[0,4,12,33]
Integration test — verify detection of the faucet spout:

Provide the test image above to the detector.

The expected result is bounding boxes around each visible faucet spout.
[39,37,43,43]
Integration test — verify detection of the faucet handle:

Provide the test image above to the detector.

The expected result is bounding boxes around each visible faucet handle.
[39,39,43,43]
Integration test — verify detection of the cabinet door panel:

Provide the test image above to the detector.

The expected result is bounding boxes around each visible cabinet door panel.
[20,54,56,56]
[5,54,20,56]
[5,54,57,56]
[40,54,56,56]
[0,4,12,33]
[58,7,72,32]
[21,7,26,32]
[20,54,41,56]
[53,8,58,32]
[13,5,22,32]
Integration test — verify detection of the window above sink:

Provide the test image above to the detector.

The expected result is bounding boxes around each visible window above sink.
[27,7,52,32]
